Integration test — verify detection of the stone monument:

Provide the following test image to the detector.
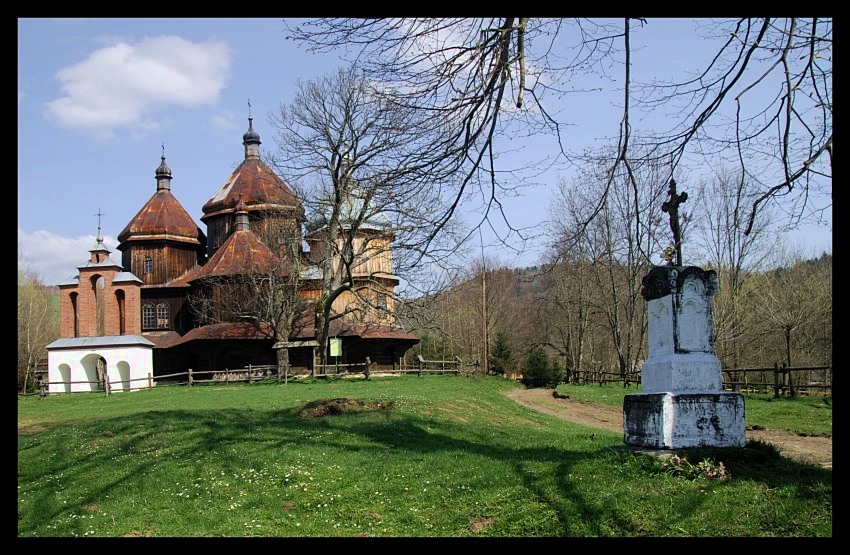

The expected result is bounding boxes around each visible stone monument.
[623,179,745,449]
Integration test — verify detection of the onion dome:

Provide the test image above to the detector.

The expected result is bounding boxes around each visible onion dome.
[118,153,206,246]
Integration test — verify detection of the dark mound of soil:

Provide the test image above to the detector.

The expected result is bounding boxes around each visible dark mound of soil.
[297,397,394,418]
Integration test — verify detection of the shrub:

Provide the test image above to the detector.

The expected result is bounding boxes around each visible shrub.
[521,346,562,388]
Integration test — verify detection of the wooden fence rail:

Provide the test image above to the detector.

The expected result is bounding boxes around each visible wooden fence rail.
[721,364,832,397]
[26,361,831,398]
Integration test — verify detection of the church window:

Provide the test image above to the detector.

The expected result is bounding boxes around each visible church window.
[143,304,156,329]
[144,256,153,274]
[156,303,170,329]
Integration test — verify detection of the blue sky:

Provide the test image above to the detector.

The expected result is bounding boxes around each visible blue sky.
[18,18,832,286]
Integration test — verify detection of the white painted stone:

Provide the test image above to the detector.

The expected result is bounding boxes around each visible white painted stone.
[623,266,745,449]
[641,352,722,393]
[623,392,745,448]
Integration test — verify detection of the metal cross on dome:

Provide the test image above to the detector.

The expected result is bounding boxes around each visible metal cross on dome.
[94,208,104,231]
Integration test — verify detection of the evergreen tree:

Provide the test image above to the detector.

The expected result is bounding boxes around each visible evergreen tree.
[522,346,562,388]
[488,330,513,375]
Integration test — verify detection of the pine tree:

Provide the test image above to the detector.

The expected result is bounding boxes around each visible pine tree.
[488,330,513,375]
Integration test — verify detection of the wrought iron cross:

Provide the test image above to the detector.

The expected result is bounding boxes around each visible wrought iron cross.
[661,178,687,266]
[94,208,105,243]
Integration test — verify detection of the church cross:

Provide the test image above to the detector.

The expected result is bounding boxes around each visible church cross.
[661,179,687,266]
[93,208,106,246]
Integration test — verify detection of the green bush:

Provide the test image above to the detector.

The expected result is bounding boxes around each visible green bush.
[521,346,562,388]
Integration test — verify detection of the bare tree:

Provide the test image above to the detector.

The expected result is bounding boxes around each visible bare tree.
[187,222,306,376]
[268,66,466,366]
[285,18,831,249]
[546,152,668,377]
[745,243,832,377]
[690,167,777,369]
[18,254,58,393]
[536,250,594,379]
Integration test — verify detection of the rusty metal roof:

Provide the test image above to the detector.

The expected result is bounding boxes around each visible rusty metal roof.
[189,229,279,280]
[169,322,275,347]
[289,307,420,342]
[118,189,206,246]
[142,330,183,348]
[155,305,418,348]
[201,159,302,222]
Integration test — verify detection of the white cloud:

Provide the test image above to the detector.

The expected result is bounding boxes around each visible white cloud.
[210,109,239,133]
[18,228,121,286]
[44,35,233,140]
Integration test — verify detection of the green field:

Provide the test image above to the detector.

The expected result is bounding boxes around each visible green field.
[18,375,832,537]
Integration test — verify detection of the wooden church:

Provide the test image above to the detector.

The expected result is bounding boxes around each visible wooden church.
[47,115,419,389]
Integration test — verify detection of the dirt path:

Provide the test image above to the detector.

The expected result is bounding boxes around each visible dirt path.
[506,388,832,468]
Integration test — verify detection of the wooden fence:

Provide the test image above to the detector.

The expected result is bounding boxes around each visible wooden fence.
[721,364,832,397]
[30,372,158,398]
[562,364,832,395]
[564,369,642,387]
[25,361,831,397]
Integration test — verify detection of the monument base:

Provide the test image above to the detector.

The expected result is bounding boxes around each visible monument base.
[623,392,745,449]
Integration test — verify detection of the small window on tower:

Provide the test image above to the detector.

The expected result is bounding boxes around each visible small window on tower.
[144,256,153,274]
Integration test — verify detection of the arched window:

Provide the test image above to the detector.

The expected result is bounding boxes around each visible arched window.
[143,304,156,330]
[156,303,170,329]
[115,289,126,335]
[70,292,79,337]
[92,275,105,336]
[143,256,153,274]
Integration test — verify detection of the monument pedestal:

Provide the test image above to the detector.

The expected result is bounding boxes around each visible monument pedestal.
[623,266,745,449]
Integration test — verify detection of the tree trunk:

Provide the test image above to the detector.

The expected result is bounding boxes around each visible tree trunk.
[277,347,290,385]
[785,327,797,397]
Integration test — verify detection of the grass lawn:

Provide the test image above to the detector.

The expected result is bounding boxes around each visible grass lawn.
[18,375,832,538]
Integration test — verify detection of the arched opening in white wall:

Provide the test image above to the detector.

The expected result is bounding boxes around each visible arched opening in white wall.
[117,360,131,392]
[81,354,106,393]
[58,363,72,394]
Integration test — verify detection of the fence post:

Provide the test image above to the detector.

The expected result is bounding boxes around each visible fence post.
[773,362,781,398]
[787,363,797,398]
[105,374,111,396]
[188,368,193,387]
[417,355,424,377]
[148,373,153,390]
[248,364,253,385]
[365,357,371,380]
